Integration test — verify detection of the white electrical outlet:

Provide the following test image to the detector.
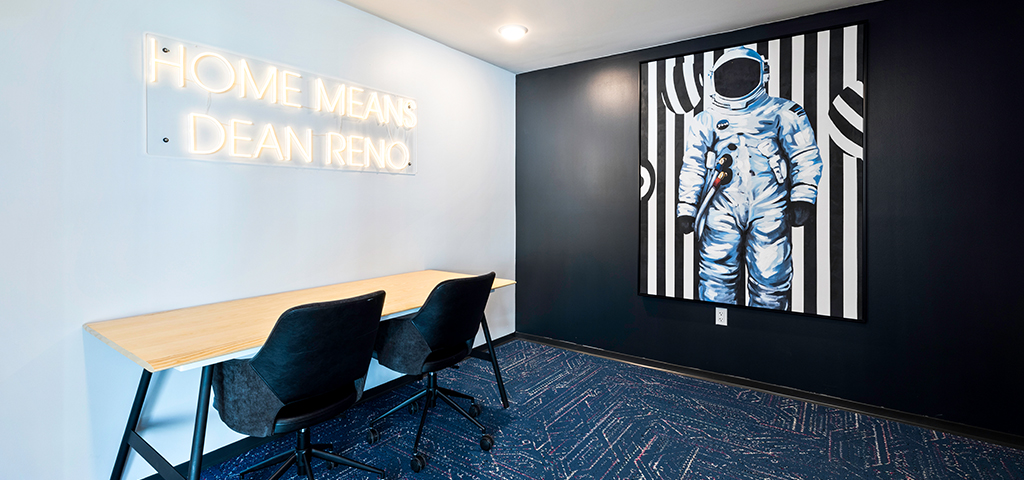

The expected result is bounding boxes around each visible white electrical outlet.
[715,307,728,326]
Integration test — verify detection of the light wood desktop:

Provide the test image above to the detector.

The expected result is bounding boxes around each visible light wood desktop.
[86,270,515,372]
[86,270,515,480]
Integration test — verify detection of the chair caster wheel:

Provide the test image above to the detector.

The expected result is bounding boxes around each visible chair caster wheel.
[480,434,495,451]
[410,453,427,472]
[468,403,481,418]
[409,402,419,414]
[366,428,380,445]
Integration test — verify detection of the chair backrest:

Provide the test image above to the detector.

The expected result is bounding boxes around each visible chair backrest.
[411,272,496,352]
[250,290,385,405]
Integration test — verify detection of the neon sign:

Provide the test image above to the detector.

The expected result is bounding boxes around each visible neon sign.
[145,34,416,174]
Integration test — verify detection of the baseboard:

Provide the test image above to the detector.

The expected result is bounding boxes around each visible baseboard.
[139,332,518,480]
[515,332,1024,452]
[477,331,518,350]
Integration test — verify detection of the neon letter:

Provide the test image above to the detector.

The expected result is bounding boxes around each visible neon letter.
[314,79,345,114]
[149,38,185,87]
[347,135,364,166]
[239,60,277,103]
[403,99,418,128]
[386,141,410,170]
[383,95,403,125]
[347,86,364,119]
[190,52,235,94]
[365,138,386,168]
[228,119,253,157]
[281,71,302,108]
[325,133,346,165]
[253,124,283,160]
[188,113,226,154]
[285,127,312,162]
[363,92,384,123]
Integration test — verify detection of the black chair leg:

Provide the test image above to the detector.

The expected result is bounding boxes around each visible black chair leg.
[436,391,486,433]
[437,386,473,401]
[302,453,316,480]
[294,451,313,480]
[240,448,293,476]
[412,389,432,455]
[374,371,494,462]
[372,388,428,424]
[311,450,385,477]
[242,427,383,480]
[299,453,315,480]
[266,455,297,480]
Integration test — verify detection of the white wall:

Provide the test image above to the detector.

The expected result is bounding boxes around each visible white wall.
[0,1,515,479]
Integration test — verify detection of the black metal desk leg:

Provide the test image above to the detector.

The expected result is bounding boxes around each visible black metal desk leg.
[187,366,214,480]
[111,370,154,480]
[480,315,509,408]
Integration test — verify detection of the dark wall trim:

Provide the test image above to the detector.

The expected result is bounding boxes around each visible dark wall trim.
[517,332,1024,452]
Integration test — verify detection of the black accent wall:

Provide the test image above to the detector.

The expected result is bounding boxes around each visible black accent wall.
[516,0,1024,437]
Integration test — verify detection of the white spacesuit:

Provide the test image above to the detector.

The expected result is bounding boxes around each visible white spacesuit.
[677,47,822,309]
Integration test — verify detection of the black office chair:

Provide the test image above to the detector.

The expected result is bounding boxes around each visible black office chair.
[212,291,387,480]
[366,272,497,472]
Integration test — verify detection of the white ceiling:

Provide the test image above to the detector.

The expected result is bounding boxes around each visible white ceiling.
[336,0,878,73]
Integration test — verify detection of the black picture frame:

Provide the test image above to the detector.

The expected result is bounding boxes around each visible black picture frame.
[638,22,867,322]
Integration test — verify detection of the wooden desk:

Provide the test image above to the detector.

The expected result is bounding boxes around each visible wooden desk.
[87,270,514,480]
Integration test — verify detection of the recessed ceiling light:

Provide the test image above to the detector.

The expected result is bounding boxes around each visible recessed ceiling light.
[498,24,528,41]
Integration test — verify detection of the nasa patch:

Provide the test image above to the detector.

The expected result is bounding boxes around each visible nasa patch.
[716,119,729,130]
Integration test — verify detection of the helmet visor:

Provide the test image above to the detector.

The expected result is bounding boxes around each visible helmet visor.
[714,58,761,99]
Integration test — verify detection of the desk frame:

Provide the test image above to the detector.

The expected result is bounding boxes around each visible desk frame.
[94,271,513,480]
[472,316,509,408]
[111,368,214,480]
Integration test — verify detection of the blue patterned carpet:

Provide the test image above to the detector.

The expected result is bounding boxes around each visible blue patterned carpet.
[201,340,1024,479]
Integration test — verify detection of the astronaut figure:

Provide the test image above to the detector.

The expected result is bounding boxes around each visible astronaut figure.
[677,47,822,309]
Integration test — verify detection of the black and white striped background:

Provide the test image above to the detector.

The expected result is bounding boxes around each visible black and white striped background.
[639,24,864,320]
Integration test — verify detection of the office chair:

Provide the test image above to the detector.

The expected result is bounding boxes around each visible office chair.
[366,272,497,472]
[212,291,387,480]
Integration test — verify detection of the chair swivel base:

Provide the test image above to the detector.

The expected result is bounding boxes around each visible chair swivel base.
[367,371,494,472]
[241,427,384,480]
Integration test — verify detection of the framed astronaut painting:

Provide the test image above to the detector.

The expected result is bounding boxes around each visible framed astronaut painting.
[639,24,865,321]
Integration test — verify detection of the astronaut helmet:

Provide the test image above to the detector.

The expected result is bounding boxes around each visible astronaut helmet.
[710,47,769,110]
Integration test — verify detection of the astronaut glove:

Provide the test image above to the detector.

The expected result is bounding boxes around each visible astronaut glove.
[788,201,814,227]
[677,215,696,234]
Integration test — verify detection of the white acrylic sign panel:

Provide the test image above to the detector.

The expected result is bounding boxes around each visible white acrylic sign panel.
[145,34,417,174]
